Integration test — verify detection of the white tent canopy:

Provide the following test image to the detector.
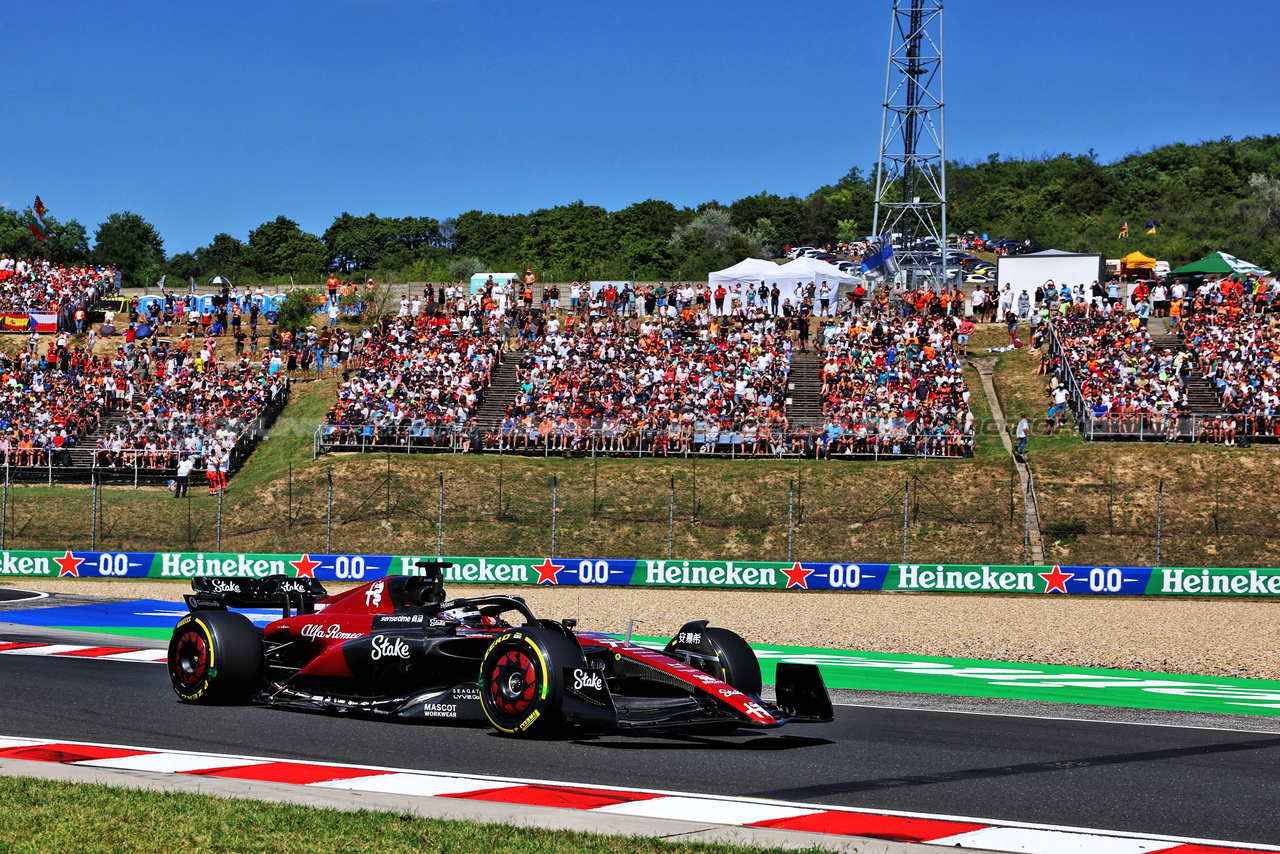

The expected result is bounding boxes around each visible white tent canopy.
[707,257,780,287]
[775,255,861,287]
[706,256,861,315]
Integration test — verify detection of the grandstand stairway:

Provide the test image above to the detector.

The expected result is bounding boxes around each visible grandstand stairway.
[67,409,129,468]
[1141,318,1223,415]
[786,351,824,428]
[473,353,522,430]
[1146,318,1180,348]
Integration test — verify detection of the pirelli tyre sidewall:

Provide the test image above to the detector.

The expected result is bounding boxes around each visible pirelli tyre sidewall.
[479,627,577,737]
[168,610,264,704]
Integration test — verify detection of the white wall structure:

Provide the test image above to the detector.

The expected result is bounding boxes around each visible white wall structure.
[996,251,1105,312]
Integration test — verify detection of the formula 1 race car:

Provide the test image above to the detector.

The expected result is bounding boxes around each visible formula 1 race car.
[166,563,833,736]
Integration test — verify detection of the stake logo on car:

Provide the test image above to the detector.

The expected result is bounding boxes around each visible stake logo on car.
[572,668,604,691]
[370,635,410,661]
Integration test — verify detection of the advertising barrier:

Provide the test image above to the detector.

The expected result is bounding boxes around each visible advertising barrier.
[3,549,1280,596]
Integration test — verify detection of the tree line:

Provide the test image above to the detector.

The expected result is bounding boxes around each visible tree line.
[3,134,1277,287]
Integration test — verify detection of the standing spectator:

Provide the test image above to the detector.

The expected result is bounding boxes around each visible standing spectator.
[205,452,219,495]
[174,454,192,498]
[1016,414,1029,455]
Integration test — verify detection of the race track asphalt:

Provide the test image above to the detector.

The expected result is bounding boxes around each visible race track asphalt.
[1,652,1278,846]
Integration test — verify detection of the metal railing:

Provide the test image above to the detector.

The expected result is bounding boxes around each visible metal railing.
[1045,322,1265,443]
[312,422,975,461]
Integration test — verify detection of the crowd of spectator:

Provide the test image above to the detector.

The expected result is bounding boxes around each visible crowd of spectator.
[316,271,984,460]
[0,324,288,477]
[0,256,116,324]
[815,312,976,457]
[491,310,793,456]
[1179,286,1280,440]
[319,313,502,448]
[1048,307,1189,439]
[1042,272,1280,443]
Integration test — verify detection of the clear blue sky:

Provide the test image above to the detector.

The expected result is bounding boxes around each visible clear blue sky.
[4,0,1277,255]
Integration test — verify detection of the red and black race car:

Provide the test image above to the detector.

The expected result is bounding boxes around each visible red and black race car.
[167,563,833,736]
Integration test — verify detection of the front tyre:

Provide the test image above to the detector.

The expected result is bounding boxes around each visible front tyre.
[665,622,762,697]
[167,610,264,704]
[479,627,577,737]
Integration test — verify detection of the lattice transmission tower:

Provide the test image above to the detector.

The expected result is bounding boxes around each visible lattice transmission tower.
[872,0,947,289]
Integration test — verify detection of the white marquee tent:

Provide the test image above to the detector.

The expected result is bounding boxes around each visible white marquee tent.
[706,257,780,287]
[706,256,860,315]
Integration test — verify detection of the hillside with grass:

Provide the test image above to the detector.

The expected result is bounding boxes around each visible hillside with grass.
[3,316,1280,569]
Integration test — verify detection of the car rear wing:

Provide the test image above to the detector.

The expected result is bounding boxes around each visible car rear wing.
[184,575,328,617]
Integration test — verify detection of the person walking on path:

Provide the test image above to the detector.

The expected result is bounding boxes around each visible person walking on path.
[1016,414,1030,455]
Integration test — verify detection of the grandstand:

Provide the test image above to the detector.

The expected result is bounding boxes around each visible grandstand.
[1045,281,1280,443]
[312,293,976,460]
[0,254,289,485]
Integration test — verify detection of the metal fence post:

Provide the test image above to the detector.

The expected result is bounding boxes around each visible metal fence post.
[133,456,139,491]
[1156,476,1164,569]
[47,453,52,487]
[551,473,558,559]
[1,462,7,551]
[1024,479,1031,566]
[668,475,675,560]
[326,470,333,554]
[902,478,910,563]
[91,472,98,551]
[216,487,223,553]
[787,477,794,562]
[436,473,444,557]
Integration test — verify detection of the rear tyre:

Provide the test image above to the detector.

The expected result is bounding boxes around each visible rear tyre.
[479,627,578,737]
[167,610,264,704]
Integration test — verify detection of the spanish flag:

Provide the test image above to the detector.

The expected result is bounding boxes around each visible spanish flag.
[1145,220,1157,235]
[1119,221,1128,239]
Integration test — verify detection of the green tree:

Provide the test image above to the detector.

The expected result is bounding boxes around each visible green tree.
[275,289,322,331]
[197,233,249,281]
[611,200,694,247]
[0,209,90,265]
[92,211,165,287]
[448,256,485,281]
[729,192,804,245]
[167,252,202,283]
[247,216,326,277]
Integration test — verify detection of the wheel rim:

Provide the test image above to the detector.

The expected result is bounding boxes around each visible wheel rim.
[489,649,539,718]
[174,630,208,689]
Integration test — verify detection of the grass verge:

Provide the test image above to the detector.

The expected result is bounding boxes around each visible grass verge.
[0,777,824,854]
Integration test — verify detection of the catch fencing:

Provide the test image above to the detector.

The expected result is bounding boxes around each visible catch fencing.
[0,456,1027,567]
[312,424,975,462]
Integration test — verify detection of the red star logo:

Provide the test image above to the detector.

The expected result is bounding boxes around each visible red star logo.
[55,550,85,578]
[533,558,564,585]
[782,561,814,589]
[1039,565,1074,594]
[290,554,321,578]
